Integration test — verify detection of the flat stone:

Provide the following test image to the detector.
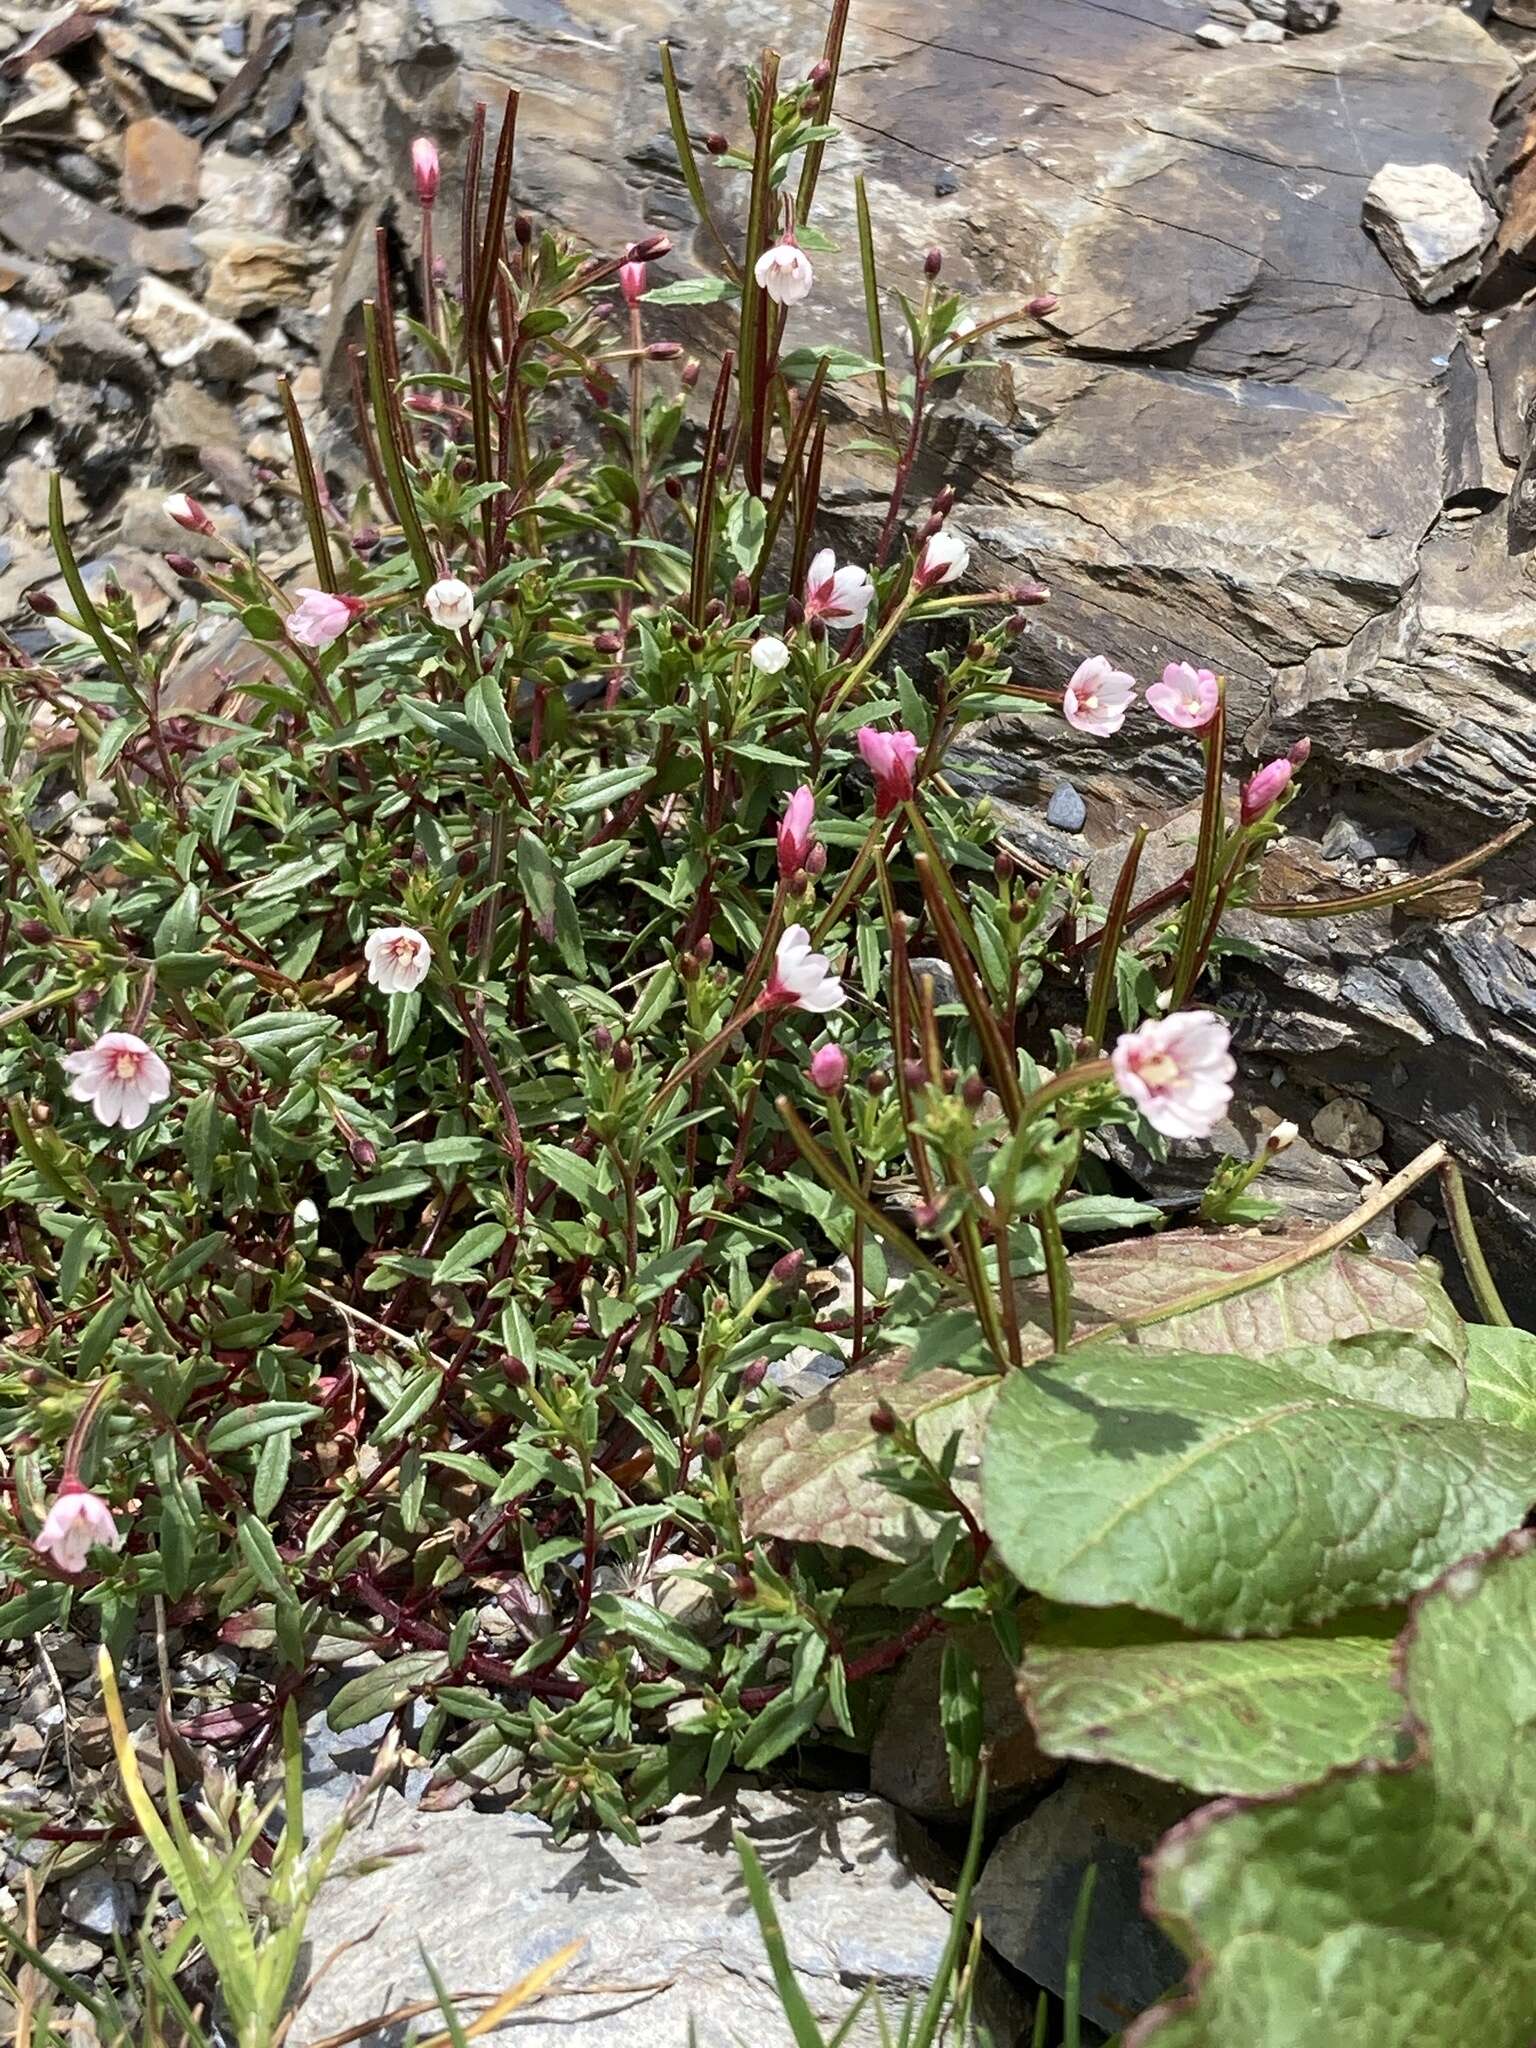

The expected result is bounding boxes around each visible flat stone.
[121,116,202,216]
[1243,18,1287,40]
[0,167,198,276]
[1046,781,1087,831]
[291,1785,1025,2048]
[122,275,259,381]
[0,354,57,434]
[970,1766,1194,2037]
[871,1626,1060,1822]
[195,231,314,318]
[193,148,293,237]
[1196,20,1242,44]
[1286,0,1337,24]
[60,1871,132,1941]
[1363,161,1497,305]
[151,378,243,456]
[41,313,154,389]
[1310,1095,1387,1157]
[3,460,82,530]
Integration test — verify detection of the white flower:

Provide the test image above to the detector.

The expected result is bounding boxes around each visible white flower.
[764,924,846,1015]
[750,635,791,675]
[365,925,432,995]
[1268,1119,1300,1154]
[1063,656,1137,738]
[35,1487,120,1574]
[162,493,213,535]
[60,1031,171,1131]
[1111,1011,1235,1141]
[425,577,476,632]
[916,531,970,588]
[754,238,814,306]
[803,549,875,630]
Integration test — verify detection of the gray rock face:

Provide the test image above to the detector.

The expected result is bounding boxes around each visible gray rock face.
[971,1766,1196,2037]
[1363,162,1497,304]
[870,1625,1060,1822]
[290,1785,1023,2048]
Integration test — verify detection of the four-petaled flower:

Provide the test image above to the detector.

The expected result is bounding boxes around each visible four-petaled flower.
[365,926,432,995]
[287,588,363,651]
[751,635,790,675]
[1063,656,1137,738]
[754,238,814,306]
[803,549,875,630]
[1147,661,1220,732]
[916,531,969,588]
[1240,757,1294,824]
[857,725,921,817]
[34,1485,120,1575]
[60,1031,171,1130]
[777,785,817,880]
[763,925,845,1014]
[425,577,476,632]
[1111,1010,1235,1140]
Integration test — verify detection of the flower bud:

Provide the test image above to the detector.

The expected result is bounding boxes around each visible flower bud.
[664,474,684,499]
[903,1058,928,1092]
[809,1043,848,1094]
[25,587,57,614]
[784,596,805,629]
[706,132,730,154]
[411,136,440,204]
[348,1136,378,1171]
[680,949,700,981]
[771,1248,807,1294]
[994,849,1014,882]
[804,842,828,878]
[593,1024,613,1056]
[1288,736,1312,767]
[698,1427,725,1460]
[1004,611,1029,637]
[869,1402,898,1436]
[593,630,624,654]
[1239,757,1294,826]
[647,340,683,361]
[1026,292,1059,317]
[732,571,752,610]
[932,486,956,515]
[681,357,701,388]
[613,1037,634,1073]
[620,259,647,307]
[627,232,673,263]
[962,1073,987,1109]
[1009,579,1050,606]
[102,579,123,605]
[866,1069,889,1096]
[18,918,50,941]
[514,212,534,245]
[695,934,714,965]
[924,246,943,278]
[1267,1119,1300,1154]
[164,492,216,536]
[808,59,832,85]
[164,552,198,578]
[742,1355,769,1391]
[503,1355,530,1386]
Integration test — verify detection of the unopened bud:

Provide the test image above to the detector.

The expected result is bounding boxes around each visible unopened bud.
[784,596,805,629]
[962,1073,986,1109]
[704,597,725,625]
[514,212,533,245]
[924,246,943,278]
[705,131,730,154]
[681,356,701,388]
[24,588,56,615]
[903,1058,928,1091]
[771,1248,807,1294]
[869,1402,898,1436]
[808,59,832,86]
[593,630,624,654]
[732,572,752,609]
[456,847,477,875]
[18,918,50,941]
[967,638,987,661]
[994,850,1014,882]
[1008,580,1050,606]
[698,1427,725,1460]
[503,1355,530,1386]
[164,552,198,578]
[1288,736,1312,767]
[163,491,215,536]
[1026,292,1059,318]
[932,485,956,515]
[411,136,440,205]
[695,934,714,965]
[613,1037,634,1073]
[102,578,124,605]
[804,842,828,878]
[619,259,647,307]
[348,1136,378,1171]
[742,1355,769,1391]
[1004,610,1029,636]
[679,949,700,981]
[1267,1119,1300,1155]
[627,232,673,263]
[866,1069,889,1096]
[647,339,683,361]
[29,1100,51,1125]
[592,1025,613,1056]
[665,474,684,499]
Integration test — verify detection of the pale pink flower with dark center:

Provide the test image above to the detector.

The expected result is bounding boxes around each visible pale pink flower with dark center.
[1111,1010,1235,1140]
[763,925,845,1015]
[857,726,921,817]
[1063,656,1136,738]
[777,786,817,880]
[364,926,432,995]
[1147,661,1220,732]
[916,531,970,588]
[754,238,814,306]
[60,1031,171,1130]
[287,588,363,650]
[35,1485,120,1574]
[803,549,875,630]
[1240,757,1294,824]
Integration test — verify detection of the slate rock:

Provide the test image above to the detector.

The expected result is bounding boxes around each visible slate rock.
[1285,0,1338,25]
[970,1766,1195,2037]
[871,1626,1060,1822]
[123,276,260,381]
[60,1871,132,1941]
[196,232,314,319]
[290,1785,1024,2048]
[0,167,198,276]
[1243,17,1286,40]
[121,116,202,216]
[1310,1095,1387,1157]
[1363,161,1496,305]
[1046,781,1087,832]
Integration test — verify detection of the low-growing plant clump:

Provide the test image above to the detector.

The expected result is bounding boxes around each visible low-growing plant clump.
[5,17,1536,2045]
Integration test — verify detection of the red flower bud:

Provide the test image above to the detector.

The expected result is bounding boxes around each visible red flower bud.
[24,588,56,615]
[924,246,943,278]
[705,132,729,154]
[771,1248,807,1294]
[869,1402,898,1436]
[647,340,683,361]
[627,232,673,263]
[411,137,440,205]
[1026,292,1059,318]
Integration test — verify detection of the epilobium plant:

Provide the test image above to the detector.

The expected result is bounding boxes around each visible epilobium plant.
[0,13,1527,1877]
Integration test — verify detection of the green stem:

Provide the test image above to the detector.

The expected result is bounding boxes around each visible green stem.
[1084,826,1146,1048]
[1038,1199,1073,1354]
[1439,1159,1512,1327]
[1170,694,1226,1008]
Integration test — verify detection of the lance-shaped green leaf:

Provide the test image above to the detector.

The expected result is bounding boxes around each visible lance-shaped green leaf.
[983,1343,1536,1635]
[1021,1610,1405,1796]
[1131,1533,1536,2048]
[739,1230,1466,1563]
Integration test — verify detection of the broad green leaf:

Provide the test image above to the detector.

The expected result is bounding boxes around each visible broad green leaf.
[433,1222,507,1287]
[1462,1323,1536,1432]
[982,1343,1536,1634]
[1021,1612,1405,1796]
[326,1651,449,1733]
[739,1230,1466,1563]
[588,1593,712,1675]
[1132,1533,1536,2048]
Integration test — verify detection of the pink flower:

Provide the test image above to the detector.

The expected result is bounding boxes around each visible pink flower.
[287,588,362,650]
[777,785,817,880]
[60,1031,171,1131]
[1111,1011,1235,1141]
[1063,656,1136,738]
[163,493,214,536]
[857,726,921,817]
[35,1484,120,1575]
[754,238,814,306]
[803,549,875,630]
[411,137,440,205]
[763,925,845,1015]
[809,1043,848,1094]
[620,260,647,307]
[1240,757,1294,825]
[364,926,432,995]
[916,531,969,588]
[1147,662,1220,732]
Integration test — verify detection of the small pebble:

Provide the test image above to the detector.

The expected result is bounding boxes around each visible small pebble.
[1046,782,1087,832]
[61,1871,133,1941]
[933,167,959,197]
[1196,20,1242,43]
[1243,17,1286,37]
